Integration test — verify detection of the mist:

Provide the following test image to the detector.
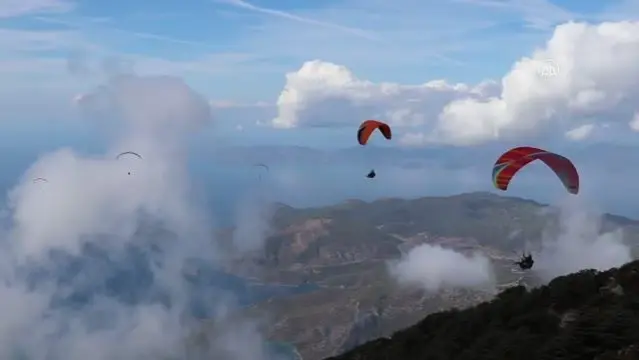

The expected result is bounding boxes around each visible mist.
[388,244,496,292]
[0,74,281,359]
[534,196,632,282]
[232,187,275,254]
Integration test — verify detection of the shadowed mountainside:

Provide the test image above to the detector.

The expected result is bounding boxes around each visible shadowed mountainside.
[325,259,639,360]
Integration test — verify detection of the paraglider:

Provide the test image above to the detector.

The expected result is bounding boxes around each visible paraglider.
[358,120,391,178]
[514,252,534,270]
[32,177,48,183]
[116,151,142,175]
[492,146,579,194]
[254,163,269,180]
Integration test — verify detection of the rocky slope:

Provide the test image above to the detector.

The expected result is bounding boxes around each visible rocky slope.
[222,192,639,359]
[325,259,639,360]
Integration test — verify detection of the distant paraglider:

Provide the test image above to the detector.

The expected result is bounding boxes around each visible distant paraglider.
[492,146,579,194]
[116,151,142,175]
[32,177,48,183]
[358,120,391,179]
[254,163,269,180]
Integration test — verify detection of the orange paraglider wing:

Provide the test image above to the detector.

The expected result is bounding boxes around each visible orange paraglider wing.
[492,146,579,194]
[357,120,392,145]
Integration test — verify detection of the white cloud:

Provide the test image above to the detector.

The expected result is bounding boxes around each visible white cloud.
[565,123,594,140]
[389,244,496,292]
[75,74,212,149]
[231,189,274,253]
[270,60,498,129]
[535,196,632,281]
[0,73,277,359]
[433,21,639,145]
[270,21,639,146]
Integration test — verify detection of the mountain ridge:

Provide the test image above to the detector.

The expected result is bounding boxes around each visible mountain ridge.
[219,191,639,359]
[324,259,639,360]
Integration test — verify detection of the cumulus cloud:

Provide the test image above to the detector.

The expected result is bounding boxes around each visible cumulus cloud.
[270,60,498,129]
[535,196,632,281]
[433,21,639,145]
[565,124,594,141]
[389,244,496,292]
[77,74,211,143]
[270,21,639,146]
[0,73,280,359]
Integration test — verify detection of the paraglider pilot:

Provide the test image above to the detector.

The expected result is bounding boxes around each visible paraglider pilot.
[515,252,534,270]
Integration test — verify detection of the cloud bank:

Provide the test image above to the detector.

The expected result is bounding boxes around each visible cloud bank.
[389,244,496,292]
[269,21,639,146]
[0,73,280,359]
[535,196,632,282]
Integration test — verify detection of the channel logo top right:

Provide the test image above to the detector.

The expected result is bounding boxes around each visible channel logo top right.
[536,59,560,79]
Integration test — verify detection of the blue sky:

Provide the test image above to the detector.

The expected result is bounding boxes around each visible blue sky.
[3,0,634,100]
[2,0,639,215]
[1,0,638,142]
[1,0,634,144]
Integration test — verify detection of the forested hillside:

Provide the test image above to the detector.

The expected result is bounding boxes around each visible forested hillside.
[326,260,639,360]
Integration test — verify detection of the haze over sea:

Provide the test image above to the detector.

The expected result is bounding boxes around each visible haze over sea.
[4,131,639,226]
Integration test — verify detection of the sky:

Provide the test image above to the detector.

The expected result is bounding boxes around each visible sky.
[2,0,639,215]
[1,0,639,140]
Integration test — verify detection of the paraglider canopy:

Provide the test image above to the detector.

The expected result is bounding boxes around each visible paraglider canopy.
[515,252,534,270]
[358,120,390,179]
[254,163,269,180]
[116,151,142,175]
[32,177,48,183]
[116,151,142,160]
[357,120,392,146]
[493,146,579,195]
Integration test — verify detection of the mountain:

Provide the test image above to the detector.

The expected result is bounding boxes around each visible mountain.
[235,192,639,275]
[40,191,636,359]
[212,192,639,360]
[325,259,639,360]
[220,192,639,360]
